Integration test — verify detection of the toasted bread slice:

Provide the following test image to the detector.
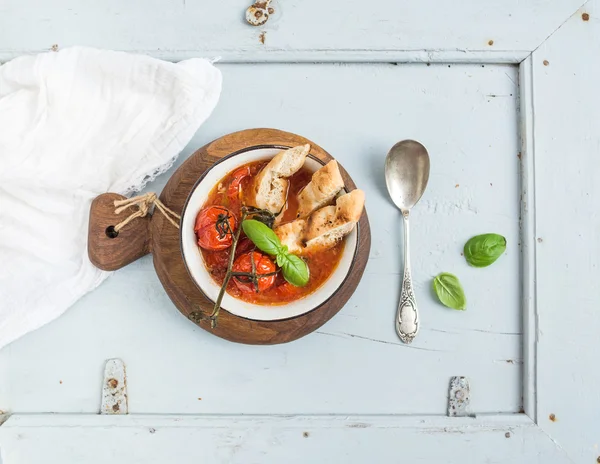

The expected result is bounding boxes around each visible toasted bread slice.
[274,189,365,256]
[296,160,345,219]
[250,144,310,214]
[303,189,365,253]
[274,219,307,255]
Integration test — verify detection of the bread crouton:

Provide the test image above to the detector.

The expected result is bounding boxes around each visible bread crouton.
[296,160,345,219]
[249,144,310,214]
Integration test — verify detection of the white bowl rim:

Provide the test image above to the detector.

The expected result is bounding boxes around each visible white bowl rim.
[179,144,361,322]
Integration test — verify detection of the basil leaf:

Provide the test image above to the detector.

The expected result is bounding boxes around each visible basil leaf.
[433,273,466,310]
[242,219,283,256]
[464,233,507,267]
[280,254,310,287]
[276,252,287,267]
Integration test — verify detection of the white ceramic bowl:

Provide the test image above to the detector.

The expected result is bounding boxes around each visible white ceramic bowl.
[180,146,359,321]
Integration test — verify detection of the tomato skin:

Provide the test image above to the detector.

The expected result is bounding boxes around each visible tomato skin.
[227,166,251,200]
[232,252,276,293]
[203,249,230,269]
[235,236,255,258]
[194,206,237,251]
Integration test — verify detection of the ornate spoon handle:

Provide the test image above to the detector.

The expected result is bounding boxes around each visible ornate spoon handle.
[395,213,419,344]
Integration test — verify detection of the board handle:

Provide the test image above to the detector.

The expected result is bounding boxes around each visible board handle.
[88,193,151,271]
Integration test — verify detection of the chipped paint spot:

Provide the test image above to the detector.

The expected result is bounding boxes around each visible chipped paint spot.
[505,432,511,438]
[303,431,309,438]
[537,238,543,243]
[246,0,273,26]
[149,428,156,434]
[455,184,459,188]
[197,397,202,400]
[517,152,522,160]
[448,376,472,417]
[582,12,590,21]
[543,60,549,66]
[488,40,494,46]
[50,44,58,52]
[59,380,63,384]
[101,359,128,415]
[549,413,556,422]
[596,456,600,464]
[259,31,266,44]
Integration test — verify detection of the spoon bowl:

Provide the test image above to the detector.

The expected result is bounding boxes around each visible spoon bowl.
[385,140,430,212]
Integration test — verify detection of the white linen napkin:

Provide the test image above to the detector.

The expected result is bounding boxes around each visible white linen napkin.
[0,47,222,349]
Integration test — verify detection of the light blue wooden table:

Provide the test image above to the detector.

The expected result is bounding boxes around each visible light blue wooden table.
[1,1,599,462]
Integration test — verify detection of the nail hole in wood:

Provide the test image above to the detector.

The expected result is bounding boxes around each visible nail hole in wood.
[105,226,119,238]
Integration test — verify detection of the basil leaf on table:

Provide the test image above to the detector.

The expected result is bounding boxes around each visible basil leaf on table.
[242,219,282,256]
[464,233,507,267]
[279,254,310,287]
[433,273,467,310]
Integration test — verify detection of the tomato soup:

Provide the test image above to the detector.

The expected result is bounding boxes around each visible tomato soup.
[196,160,345,305]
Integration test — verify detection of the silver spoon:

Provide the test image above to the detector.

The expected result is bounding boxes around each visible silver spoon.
[384,140,430,344]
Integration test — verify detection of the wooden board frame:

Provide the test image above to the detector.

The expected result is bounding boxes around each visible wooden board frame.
[1,1,599,462]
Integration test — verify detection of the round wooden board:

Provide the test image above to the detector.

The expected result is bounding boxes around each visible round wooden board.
[151,128,371,345]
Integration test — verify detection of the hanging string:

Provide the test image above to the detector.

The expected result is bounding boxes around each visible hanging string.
[113,192,180,232]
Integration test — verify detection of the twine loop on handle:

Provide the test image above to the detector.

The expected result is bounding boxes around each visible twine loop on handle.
[113,192,180,232]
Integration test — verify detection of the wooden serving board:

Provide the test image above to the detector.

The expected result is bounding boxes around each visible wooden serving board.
[88,128,371,344]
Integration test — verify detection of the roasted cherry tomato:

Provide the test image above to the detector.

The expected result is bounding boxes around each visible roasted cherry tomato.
[227,166,251,200]
[232,251,276,293]
[203,249,230,270]
[194,206,237,251]
[235,236,255,258]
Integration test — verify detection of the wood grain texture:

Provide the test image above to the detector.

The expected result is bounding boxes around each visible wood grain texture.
[0,0,584,62]
[0,414,572,464]
[152,128,371,344]
[7,64,523,416]
[88,193,151,271]
[532,1,600,462]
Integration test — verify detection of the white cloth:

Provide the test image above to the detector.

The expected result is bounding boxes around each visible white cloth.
[0,47,221,349]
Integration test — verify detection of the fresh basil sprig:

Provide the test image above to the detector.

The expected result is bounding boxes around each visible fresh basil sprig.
[242,219,281,256]
[464,233,506,267]
[279,254,310,287]
[242,219,309,287]
[433,273,467,310]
